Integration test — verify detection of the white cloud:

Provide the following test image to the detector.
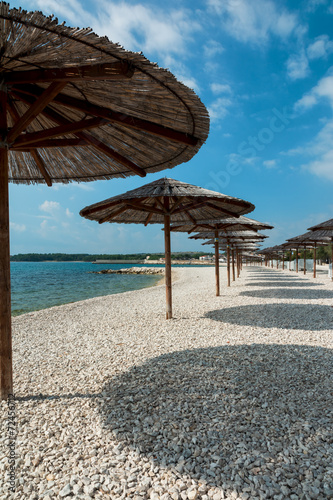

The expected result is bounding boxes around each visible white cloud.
[207,0,297,45]
[307,35,333,59]
[93,1,199,58]
[294,71,333,111]
[203,40,225,58]
[210,83,232,94]
[298,120,333,181]
[10,222,26,232]
[263,159,277,169]
[66,208,74,218]
[208,97,233,121]
[39,201,60,214]
[286,50,309,80]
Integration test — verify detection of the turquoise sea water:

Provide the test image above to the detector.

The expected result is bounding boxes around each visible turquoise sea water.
[10,262,165,316]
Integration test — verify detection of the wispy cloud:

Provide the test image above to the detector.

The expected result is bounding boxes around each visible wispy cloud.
[286,50,309,80]
[263,159,277,169]
[208,97,233,121]
[207,0,297,45]
[210,83,232,94]
[307,35,333,59]
[294,69,333,111]
[39,201,60,215]
[10,222,26,232]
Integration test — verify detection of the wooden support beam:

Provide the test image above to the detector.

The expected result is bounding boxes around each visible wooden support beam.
[12,138,83,150]
[12,117,108,148]
[78,131,146,178]
[5,62,134,85]
[12,84,199,146]
[98,205,129,223]
[7,82,66,143]
[205,202,241,218]
[30,150,52,186]
[0,85,13,400]
[11,89,147,177]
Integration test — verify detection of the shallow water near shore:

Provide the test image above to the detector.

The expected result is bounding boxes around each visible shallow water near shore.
[10,261,164,316]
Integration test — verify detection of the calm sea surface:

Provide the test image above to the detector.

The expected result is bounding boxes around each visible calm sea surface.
[10,261,165,316]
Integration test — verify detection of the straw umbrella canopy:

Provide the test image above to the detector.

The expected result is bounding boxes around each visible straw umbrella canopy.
[193,230,267,287]
[201,239,262,282]
[0,3,210,399]
[170,217,272,294]
[287,230,331,278]
[307,220,333,278]
[80,177,255,319]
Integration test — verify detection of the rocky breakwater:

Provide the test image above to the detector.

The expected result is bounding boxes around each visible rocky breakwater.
[92,266,165,275]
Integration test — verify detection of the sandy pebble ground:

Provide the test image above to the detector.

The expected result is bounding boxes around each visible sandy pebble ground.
[1,264,332,500]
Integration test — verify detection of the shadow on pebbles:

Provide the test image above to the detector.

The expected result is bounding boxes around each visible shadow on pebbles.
[98,344,333,500]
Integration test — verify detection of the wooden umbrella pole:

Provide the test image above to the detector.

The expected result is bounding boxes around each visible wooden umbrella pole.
[237,249,240,278]
[164,212,172,319]
[227,243,231,287]
[282,252,285,270]
[313,243,316,278]
[232,248,235,281]
[289,250,292,271]
[304,245,306,275]
[331,238,333,281]
[214,230,220,296]
[0,84,13,400]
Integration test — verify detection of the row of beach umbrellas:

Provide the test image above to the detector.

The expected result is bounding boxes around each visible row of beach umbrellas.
[0,4,269,399]
[259,218,333,279]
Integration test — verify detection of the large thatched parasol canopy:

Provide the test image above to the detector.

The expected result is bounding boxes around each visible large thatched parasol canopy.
[80,177,255,319]
[0,2,210,399]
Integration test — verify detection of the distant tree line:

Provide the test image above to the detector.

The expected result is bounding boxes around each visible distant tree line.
[10,252,212,262]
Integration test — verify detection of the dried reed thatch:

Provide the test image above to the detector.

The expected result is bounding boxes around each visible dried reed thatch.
[0,2,210,184]
[190,230,267,241]
[170,216,273,233]
[80,178,255,224]
[308,219,333,231]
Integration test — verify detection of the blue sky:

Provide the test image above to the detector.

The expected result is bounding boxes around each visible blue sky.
[7,0,333,254]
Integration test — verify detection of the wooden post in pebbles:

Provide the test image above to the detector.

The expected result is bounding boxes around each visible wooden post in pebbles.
[164,209,172,319]
[214,230,220,296]
[227,243,231,286]
[303,245,306,275]
[313,243,316,278]
[331,239,333,281]
[0,84,13,400]
[232,248,235,281]
[282,252,285,270]
[289,250,292,271]
[296,248,299,273]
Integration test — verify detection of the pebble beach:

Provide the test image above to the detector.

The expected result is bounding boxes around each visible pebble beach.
[1,265,333,500]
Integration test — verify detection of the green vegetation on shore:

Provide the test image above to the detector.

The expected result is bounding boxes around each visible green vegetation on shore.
[10,252,213,262]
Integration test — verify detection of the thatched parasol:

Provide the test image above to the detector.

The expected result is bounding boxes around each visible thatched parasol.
[199,234,264,284]
[170,216,272,295]
[0,3,210,398]
[80,177,255,319]
[192,230,267,286]
[307,220,333,280]
[287,230,332,278]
